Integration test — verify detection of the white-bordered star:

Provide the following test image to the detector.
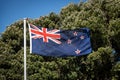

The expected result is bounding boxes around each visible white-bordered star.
[80,35,85,40]
[67,39,72,44]
[73,31,77,36]
[75,49,81,54]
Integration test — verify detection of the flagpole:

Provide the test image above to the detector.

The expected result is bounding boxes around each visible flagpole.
[24,18,27,80]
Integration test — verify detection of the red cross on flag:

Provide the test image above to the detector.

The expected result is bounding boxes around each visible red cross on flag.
[30,24,61,44]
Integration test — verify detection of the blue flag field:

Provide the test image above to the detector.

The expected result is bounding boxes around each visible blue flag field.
[29,24,92,57]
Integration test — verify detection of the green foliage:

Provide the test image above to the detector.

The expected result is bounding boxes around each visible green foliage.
[86,47,114,79]
[0,0,120,79]
[111,62,120,80]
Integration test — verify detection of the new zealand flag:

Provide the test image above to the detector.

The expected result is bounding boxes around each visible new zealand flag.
[29,24,92,57]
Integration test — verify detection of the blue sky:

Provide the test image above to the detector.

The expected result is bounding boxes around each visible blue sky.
[0,0,85,33]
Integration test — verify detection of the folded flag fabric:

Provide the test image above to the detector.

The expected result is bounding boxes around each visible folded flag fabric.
[29,24,92,57]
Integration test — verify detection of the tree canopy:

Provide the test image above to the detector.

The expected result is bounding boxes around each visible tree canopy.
[0,0,120,80]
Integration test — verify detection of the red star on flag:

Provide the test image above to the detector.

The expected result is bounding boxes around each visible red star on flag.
[73,31,77,36]
[67,39,72,44]
[80,35,85,39]
[75,49,81,54]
